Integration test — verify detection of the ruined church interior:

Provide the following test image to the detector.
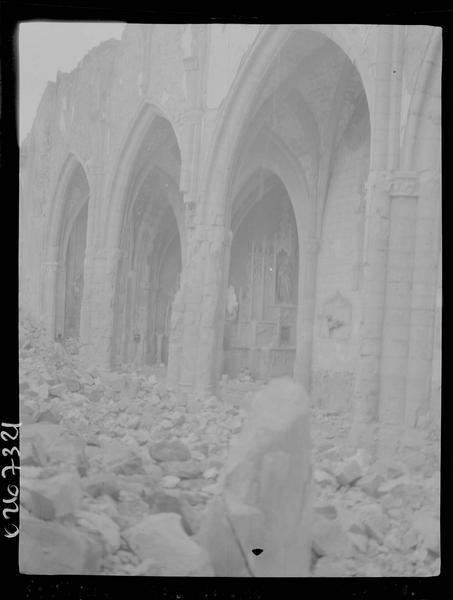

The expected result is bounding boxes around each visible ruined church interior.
[18,23,441,578]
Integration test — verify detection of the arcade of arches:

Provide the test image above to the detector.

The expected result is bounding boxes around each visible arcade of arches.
[19,24,441,451]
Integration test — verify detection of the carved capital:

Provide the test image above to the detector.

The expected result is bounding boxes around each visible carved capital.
[388,172,419,197]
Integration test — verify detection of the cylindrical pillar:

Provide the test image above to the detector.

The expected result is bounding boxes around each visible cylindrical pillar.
[350,171,391,445]
[350,25,403,449]
[41,259,60,339]
[293,236,320,389]
[194,225,232,395]
[79,246,121,369]
[404,173,441,428]
[178,230,207,390]
[378,173,419,454]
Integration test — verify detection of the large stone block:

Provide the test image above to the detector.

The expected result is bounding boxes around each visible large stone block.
[19,514,103,574]
[20,423,85,470]
[197,378,312,577]
[149,440,191,462]
[90,440,144,475]
[124,513,214,576]
[74,510,121,553]
[21,471,82,520]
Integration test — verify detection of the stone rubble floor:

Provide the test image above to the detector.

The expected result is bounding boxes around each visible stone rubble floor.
[18,317,440,577]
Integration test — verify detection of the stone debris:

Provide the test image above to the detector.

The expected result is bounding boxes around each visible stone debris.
[19,513,103,575]
[149,440,191,462]
[356,471,385,497]
[74,510,121,553]
[335,457,365,487]
[21,471,82,520]
[124,513,214,576]
[312,513,355,559]
[161,475,181,489]
[83,472,121,500]
[18,316,440,577]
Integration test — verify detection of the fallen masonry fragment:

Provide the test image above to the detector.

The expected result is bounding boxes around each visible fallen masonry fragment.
[19,513,103,575]
[197,378,312,577]
[124,513,214,576]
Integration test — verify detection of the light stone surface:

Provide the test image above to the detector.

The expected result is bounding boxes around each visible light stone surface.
[124,513,214,576]
[19,514,103,575]
[198,378,312,577]
[18,23,442,578]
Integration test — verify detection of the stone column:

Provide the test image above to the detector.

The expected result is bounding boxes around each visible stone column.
[177,231,207,391]
[377,172,419,454]
[79,246,121,370]
[79,176,100,362]
[41,259,60,339]
[427,238,442,429]
[350,171,391,449]
[349,25,402,450]
[166,287,185,386]
[194,225,232,395]
[404,172,441,429]
[293,236,320,389]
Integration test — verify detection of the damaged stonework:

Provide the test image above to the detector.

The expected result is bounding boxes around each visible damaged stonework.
[197,378,312,576]
[19,24,441,470]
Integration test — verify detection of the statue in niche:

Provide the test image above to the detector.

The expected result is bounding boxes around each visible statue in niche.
[276,250,293,304]
[225,285,239,321]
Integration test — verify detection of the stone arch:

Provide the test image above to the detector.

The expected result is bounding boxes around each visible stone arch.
[203,25,372,227]
[225,168,302,379]
[225,128,315,383]
[229,130,313,238]
[199,25,371,391]
[47,156,90,341]
[401,27,442,171]
[46,152,90,263]
[109,109,184,368]
[398,28,442,430]
[104,101,183,250]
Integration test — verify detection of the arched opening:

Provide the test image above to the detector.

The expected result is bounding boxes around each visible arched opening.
[54,162,90,341]
[217,29,370,391]
[153,229,181,366]
[111,115,184,368]
[224,171,299,379]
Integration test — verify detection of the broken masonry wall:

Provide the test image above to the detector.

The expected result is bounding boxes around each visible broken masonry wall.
[19,40,121,337]
[20,82,59,327]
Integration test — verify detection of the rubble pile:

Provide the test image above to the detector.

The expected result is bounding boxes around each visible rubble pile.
[18,316,440,577]
[19,317,245,575]
[310,410,440,577]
